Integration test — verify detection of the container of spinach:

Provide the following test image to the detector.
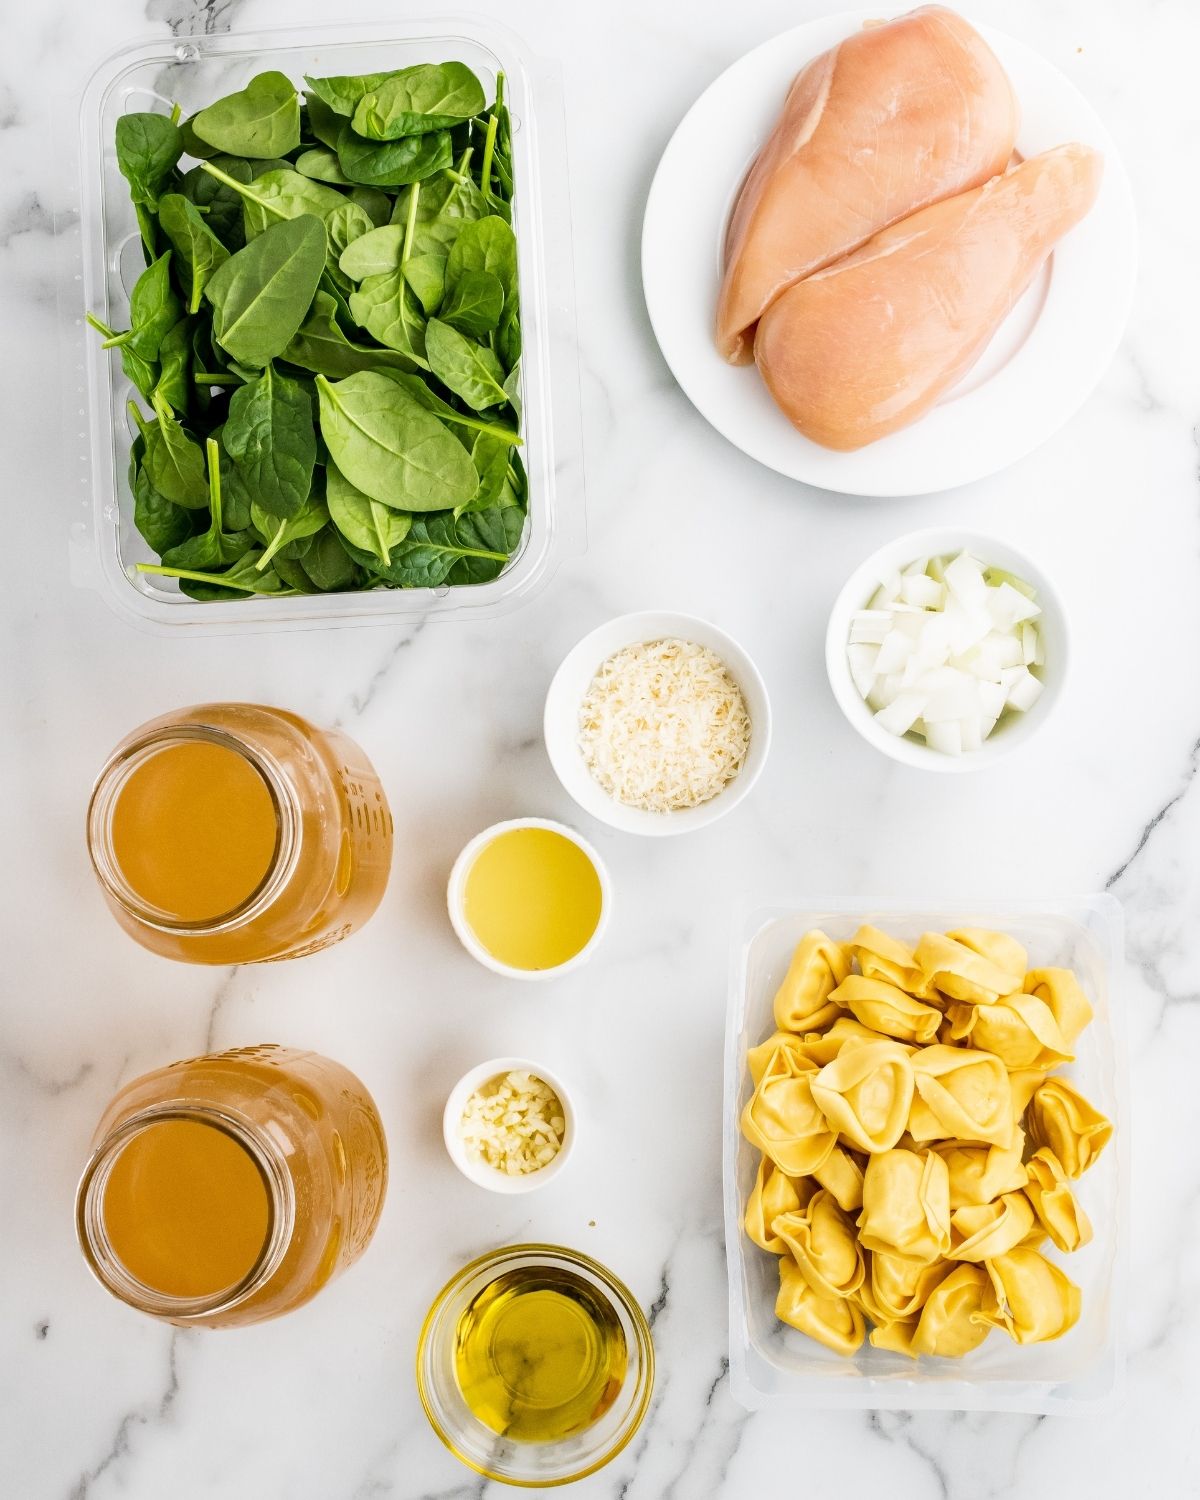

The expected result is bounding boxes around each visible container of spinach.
[77,23,581,629]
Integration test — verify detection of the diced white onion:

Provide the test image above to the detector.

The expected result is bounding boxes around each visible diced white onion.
[847,550,1045,756]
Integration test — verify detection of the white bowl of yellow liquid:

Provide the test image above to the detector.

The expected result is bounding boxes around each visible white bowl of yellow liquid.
[446,818,610,980]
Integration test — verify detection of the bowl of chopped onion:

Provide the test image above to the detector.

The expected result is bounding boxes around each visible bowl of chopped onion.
[443,1057,577,1194]
[544,611,772,835]
[826,529,1068,771]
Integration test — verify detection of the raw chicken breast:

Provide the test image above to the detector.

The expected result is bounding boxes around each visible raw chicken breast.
[716,6,1018,365]
[753,144,1103,451]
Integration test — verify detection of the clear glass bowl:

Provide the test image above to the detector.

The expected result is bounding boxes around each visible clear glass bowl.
[724,897,1128,1413]
[416,1243,654,1486]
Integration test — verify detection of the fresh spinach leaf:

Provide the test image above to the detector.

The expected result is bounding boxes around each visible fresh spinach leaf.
[281,290,413,378]
[251,491,329,568]
[223,363,317,518]
[304,71,394,119]
[352,64,485,140]
[348,270,428,366]
[376,369,521,446]
[349,185,392,226]
[129,436,193,553]
[200,161,344,238]
[502,362,521,424]
[158,193,230,312]
[340,508,509,588]
[327,459,412,565]
[294,147,352,185]
[143,551,295,597]
[182,155,252,249]
[456,431,510,516]
[402,253,446,314]
[445,214,517,302]
[161,438,254,569]
[205,214,327,367]
[336,120,452,188]
[496,297,521,370]
[134,394,209,507]
[392,164,485,255]
[101,253,182,364]
[299,527,362,590]
[88,313,158,399]
[303,92,344,150]
[315,370,477,510]
[425,317,507,410]
[337,224,404,281]
[447,502,525,583]
[115,113,183,207]
[154,317,192,412]
[272,555,322,592]
[193,72,301,159]
[439,268,502,337]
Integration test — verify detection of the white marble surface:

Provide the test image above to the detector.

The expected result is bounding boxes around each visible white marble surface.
[1,0,1197,1495]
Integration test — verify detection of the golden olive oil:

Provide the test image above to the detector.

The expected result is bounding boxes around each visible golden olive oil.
[462,827,602,971]
[454,1266,627,1441]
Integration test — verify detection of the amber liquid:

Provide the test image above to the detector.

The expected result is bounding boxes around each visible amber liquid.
[79,1046,388,1327]
[102,1118,270,1300]
[110,741,278,922]
[454,1267,627,1442]
[89,705,393,964]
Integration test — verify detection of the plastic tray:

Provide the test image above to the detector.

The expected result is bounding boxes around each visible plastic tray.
[65,17,584,633]
[723,897,1128,1413]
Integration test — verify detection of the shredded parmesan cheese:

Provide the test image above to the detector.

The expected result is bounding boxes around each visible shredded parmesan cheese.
[577,637,752,812]
[459,1070,567,1176]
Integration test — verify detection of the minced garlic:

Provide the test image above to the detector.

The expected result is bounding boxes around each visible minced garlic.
[459,1070,567,1176]
[578,637,751,812]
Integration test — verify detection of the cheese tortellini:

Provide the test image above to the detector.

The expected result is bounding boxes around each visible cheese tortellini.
[741,926,1110,1360]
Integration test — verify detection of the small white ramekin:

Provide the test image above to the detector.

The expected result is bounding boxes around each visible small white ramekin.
[446,817,611,980]
[442,1056,577,1195]
[825,528,1068,773]
[544,610,772,835]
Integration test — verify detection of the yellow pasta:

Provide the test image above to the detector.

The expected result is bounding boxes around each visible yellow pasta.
[811,1040,915,1154]
[1026,1077,1113,1178]
[834,974,942,1045]
[776,1255,865,1355]
[742,926,1109,1362]
[858,1147,951,1264]
[772,930,851,1034]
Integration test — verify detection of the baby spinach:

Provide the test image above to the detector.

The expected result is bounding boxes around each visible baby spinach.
[341,509,509,588]
[252,491,329,568]
[315,370,477,510]
[192,72,301,159]
[445,215,517,303]
[205,214,327,368]
[425,318,507,409]
[158,193,229,312]
[327,460,412,565]
[348,270,428,366]
[223,363,317,518]
[93,61,524,602]
[439,268,503,337]
[295,148,353,186]
[115,113,183,207]
[352,63,486,140]
[281,290,412,378]
[338,224,405,281]
[337,121,452,188]
[304,71,394,119]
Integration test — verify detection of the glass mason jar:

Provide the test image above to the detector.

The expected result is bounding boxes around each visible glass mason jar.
[75,1046,388,1328]
[86,703,393,963]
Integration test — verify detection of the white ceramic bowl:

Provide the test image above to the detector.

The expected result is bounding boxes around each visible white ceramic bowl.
[443,1056,577,1195]
[544,611,772,835]
[825,529,1068,772]
[447,817,611,981]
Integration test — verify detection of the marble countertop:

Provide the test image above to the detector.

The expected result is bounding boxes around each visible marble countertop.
[2,0,1195,1495]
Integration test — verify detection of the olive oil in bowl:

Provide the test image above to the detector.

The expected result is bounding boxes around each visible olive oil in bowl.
[454,1266,627,1441]
[417,1244,654,1486]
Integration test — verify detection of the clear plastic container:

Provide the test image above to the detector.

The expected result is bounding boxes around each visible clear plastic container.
[65,17,584,633]
[723,897,1128,1413]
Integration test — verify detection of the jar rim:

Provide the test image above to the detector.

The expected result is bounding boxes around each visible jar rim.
[75,1101,295,1320]
[85,723,300,935]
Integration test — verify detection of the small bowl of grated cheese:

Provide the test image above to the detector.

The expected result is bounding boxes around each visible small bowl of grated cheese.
[443,1057,577,1194]
[544,612,771,835]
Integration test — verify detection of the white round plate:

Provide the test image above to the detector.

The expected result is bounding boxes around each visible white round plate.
[641,11,1137,497]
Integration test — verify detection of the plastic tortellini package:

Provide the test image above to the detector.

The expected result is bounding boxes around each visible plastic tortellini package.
[742,925,1111,1360]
